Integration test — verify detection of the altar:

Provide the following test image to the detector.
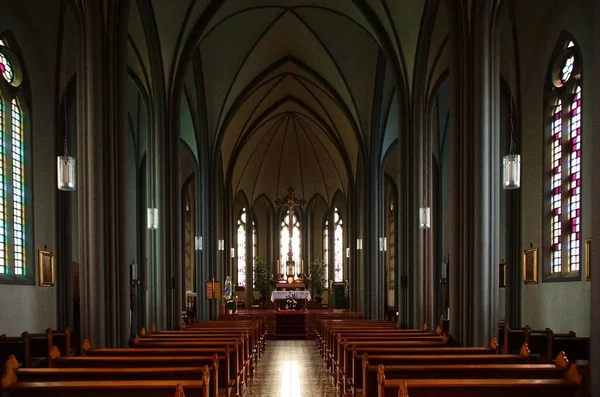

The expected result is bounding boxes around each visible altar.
[271,290,312,311]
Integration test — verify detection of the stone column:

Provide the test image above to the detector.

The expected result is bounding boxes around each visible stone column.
[77,0,129,347]
[448,0,500,346]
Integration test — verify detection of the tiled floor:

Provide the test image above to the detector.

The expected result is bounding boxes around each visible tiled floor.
[244,340,337,397]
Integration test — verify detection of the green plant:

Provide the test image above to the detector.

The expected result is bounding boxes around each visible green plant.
[309,258,327,297]
[254,256,275,299]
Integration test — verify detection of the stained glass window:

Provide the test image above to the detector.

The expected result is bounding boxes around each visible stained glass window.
[280,212,300,276]
[237,208,246,287]
[323,219,328,285]
[0,97,5,274]
[0,38,28,282]
[551,100,562,273]
[11,100,24,275]
[334,208,343,282]
[548,39,582,276]
[0,40,14,84]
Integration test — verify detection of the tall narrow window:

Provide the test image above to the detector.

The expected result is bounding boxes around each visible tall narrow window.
[546,38,582,279]
[0,38,30,284]
[11,100,24,275]
[323,218,328,284]
[237,208,246,287]
[0,96,5,275]
[280,212,300,275]
[334,208,343,282]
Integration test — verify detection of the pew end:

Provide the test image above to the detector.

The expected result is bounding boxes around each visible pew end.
[140,328,147,337]
[421,323,428,332]
[398,381,409,397]
[6,355,19,371]
[152,324,157,334]
[490,337,499,351]
[174,383,185,397]
[520,343,531,358]
[1,362,17,389]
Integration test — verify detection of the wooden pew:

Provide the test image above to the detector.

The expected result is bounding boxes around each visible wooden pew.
[377,359,582,397]
[49,347,225,397]
[2,363,210,397]
[0,332,30,368]
[345,338,499,394]
[361,351,573,397]
[347,342,530,396]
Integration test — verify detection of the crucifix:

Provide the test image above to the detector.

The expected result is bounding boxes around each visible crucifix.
[275,187,306,278]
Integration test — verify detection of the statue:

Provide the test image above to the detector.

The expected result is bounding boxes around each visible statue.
[223,276,232,300]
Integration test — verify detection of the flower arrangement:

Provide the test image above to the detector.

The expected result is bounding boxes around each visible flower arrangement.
[284,294,298,310]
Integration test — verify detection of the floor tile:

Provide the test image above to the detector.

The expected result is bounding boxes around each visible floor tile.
[244,340,337,397]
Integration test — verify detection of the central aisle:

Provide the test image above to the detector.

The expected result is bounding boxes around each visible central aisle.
[244,340,337,397]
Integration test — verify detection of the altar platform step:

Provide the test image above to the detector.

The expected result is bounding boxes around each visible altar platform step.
[274,312,307,340]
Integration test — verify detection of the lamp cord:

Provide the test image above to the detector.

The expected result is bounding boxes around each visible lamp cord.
[509,100,516,156]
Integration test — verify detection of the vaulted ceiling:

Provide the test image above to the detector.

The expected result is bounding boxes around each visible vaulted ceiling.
[127,0,432,205]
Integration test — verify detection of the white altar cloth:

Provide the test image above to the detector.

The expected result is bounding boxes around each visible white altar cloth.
[270,290,312,302]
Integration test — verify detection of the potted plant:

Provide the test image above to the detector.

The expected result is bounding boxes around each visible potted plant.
[254,256,275,305]
[309,258,327,303]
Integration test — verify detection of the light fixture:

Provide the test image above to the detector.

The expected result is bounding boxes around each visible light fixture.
[503,99,521,189]
[230,248,235,258]
[345,248,350,258]
[57,143,76,191]
[194,236,202,251]
[503,154,521,189]
[218,239,224,251]
[419,207,431,229]
[147,207,158,229]
[379,237,386,252]
[356,238,363,250]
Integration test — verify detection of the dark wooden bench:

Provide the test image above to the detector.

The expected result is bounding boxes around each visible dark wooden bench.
[377,361,582,397]
[347,343,531,396]
[2,363,209,397]
[362,351,574,397]
[47,348,225,397]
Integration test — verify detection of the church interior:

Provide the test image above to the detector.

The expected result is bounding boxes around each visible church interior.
[0,0,599,396]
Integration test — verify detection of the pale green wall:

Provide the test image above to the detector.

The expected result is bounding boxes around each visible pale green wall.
[517,0,592,336]
[0,2,58,335]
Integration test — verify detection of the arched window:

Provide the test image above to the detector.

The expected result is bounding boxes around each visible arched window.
[334,208,343,282]
[237,208,247,287]
[0,38,30,283]
[546,39,582,278]
[323,218,328,284]
[280,211,300,275]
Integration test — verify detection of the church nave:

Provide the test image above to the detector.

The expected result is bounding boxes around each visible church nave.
[244,340,336,397]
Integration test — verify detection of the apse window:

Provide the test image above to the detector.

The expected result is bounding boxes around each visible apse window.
[545,37,582,281]
[0,38,32,285]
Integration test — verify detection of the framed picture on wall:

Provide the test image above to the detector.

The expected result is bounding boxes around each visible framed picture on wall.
[585,238,591,281]
[38,250,55,287]
[523,248,538,284]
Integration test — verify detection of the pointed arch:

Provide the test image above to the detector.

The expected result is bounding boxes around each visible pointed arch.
[543,32,582,281]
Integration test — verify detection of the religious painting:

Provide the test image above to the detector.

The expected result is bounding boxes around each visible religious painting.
[585,238,591,281]
[523,248,538,284]
[499,262,506,288]
[38,250,55,287]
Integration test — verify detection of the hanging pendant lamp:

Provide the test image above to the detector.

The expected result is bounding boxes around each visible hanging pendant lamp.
[503,101,521,189]
[419,206,431,229]
[57,138,76,191]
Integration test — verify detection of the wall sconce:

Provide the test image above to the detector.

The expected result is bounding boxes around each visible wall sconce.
[356,238,363,250]
[230,248,235,258]
[346,248,350,258]
[379,237,387,252]
[419,207,431,229]
[147,208,158,230]
[218,239,224,251]
[194,236,202,251]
